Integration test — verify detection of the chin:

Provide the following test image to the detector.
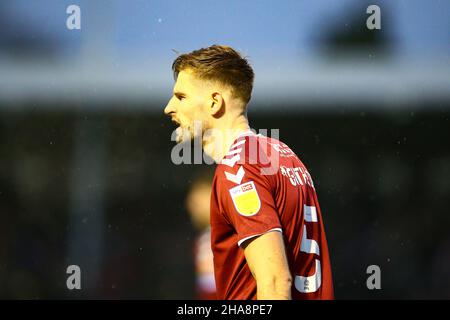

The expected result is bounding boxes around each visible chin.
[175,126,196,143]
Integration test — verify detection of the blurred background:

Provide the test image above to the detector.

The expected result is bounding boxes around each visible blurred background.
[1,0,449,299]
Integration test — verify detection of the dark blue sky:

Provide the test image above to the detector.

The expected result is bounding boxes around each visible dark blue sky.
[5,0,450,62]
[1,0,449,108]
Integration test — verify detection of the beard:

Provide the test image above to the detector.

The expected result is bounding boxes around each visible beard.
[174,126,186,144]
[174,121,204,144]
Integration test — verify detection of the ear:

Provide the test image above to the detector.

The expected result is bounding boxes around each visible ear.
[209,92,224,117]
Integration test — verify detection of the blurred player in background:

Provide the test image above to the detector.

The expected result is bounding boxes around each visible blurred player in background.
[165,45,334,300]
[186,171,217,299]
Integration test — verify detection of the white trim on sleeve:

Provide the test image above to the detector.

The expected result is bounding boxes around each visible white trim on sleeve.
[237,227,283,247]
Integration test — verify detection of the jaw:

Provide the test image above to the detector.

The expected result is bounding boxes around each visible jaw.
[174,120,202,144]
[174,126,184,143]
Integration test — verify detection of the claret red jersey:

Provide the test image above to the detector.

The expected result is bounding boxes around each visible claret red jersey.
[210,131,334,300]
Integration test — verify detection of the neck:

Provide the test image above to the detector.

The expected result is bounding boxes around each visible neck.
[202,114,250,163]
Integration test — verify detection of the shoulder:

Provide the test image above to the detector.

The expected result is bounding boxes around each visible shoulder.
[216,135,259,176]
[214,134,285,186]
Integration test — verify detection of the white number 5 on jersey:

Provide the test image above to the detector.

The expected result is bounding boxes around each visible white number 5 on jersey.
[294,205,322,294]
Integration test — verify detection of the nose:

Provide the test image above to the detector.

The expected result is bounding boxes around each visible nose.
[164,99,175,116]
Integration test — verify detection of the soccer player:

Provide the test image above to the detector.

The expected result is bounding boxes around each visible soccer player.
[164,45,334,300]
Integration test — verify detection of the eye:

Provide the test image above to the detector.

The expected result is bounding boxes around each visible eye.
[175,94,185,101]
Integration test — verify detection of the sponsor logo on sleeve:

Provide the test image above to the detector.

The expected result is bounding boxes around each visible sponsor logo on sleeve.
[229,181,261,216]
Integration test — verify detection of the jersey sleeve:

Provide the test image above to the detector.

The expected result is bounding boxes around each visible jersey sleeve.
[215,160,282,246]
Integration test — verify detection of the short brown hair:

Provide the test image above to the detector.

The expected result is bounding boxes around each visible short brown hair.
[172,45,254,104]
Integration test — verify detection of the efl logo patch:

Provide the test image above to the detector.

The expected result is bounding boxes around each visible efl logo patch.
[229,181,261,216]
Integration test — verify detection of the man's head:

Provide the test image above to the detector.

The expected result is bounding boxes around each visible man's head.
[164,45,254,143]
